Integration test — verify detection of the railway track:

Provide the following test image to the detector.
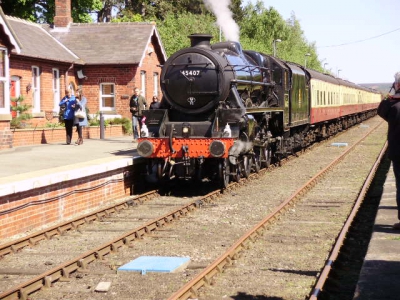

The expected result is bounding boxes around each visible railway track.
[175,124,387,299]
[0,116,386,300]
[0,191,210,299]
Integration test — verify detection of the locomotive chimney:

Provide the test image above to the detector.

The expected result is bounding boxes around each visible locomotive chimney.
[189,33,213,48]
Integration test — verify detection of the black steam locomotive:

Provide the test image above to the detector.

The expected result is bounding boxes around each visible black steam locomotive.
[136,33,380,188]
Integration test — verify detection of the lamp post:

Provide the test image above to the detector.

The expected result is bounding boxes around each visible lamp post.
[273,39,281,57]
[304,53,311,68]
[337,69,342,77]
[324,63,328,71]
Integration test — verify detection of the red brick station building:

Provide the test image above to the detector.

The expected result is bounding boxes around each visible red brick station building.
[0,0,167,150]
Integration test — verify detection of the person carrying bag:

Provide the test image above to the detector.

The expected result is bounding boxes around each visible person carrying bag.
[74,89,88,145]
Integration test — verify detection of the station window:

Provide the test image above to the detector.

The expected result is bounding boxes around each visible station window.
[153,72,159,97]
[141,71,146,99]
[32,66,40,113]
[100,83,115,111]
[0,48,8,113]
[52,68,60,111]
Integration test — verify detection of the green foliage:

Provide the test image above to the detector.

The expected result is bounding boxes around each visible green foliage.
[10,96,33,129]
[44,122,63,128]
[157,12,220,56]
[88,111,100,126]
[88,114,132,134]
[3,0,326,75]
[240,2,289,49]
[107,117,132,134]
[122,0,208,21]
[278,13,320,71]
[0,0,101,23]
[1,0,37,22]
[155,0,323,71]
[238,1,321,71]
[112,10,143,23]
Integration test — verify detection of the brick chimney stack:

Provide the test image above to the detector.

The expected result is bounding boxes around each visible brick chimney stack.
[54,0,72,27]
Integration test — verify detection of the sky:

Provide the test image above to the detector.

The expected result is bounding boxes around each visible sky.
[244,0,400,84]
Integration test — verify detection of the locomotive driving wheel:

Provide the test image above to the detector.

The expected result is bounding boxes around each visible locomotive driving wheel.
[252,150,261,173]
[241,155,252,178]
[218,158,230,189]
[157,162,163,179]
[261,145,272,168]
[232,164,241,182]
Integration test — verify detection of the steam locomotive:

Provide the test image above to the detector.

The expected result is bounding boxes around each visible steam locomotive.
[137,33,381,188]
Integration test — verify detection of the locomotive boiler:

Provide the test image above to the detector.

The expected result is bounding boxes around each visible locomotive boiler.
[136,33,381,188]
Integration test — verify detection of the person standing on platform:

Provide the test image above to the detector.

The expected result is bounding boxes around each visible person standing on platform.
[150,95,161,109]
[377,71,400,229]
[74,89,88,145]
[129,87,147,142]
[59,89,78,145]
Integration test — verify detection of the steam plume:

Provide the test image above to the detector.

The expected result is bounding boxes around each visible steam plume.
[203,0,240,42]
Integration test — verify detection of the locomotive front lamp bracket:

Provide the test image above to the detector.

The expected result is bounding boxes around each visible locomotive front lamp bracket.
[182,123,191,138]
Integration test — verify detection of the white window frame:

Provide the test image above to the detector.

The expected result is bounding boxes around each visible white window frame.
[99,82,115,111]
[32,66,40,113]
[153,72,159,97]
[141,70,146,99]
[52,68,60,112]
[0,47,10,114]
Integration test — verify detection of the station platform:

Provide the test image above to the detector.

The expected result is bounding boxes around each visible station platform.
[0,136,138,190]
[0,136,141,197]
[354,164,400,300]
[0,136,141,240]
[0,135,138,178]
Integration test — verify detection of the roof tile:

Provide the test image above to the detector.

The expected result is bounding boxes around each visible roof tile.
[7,16,79,63]
[44,22,156,65]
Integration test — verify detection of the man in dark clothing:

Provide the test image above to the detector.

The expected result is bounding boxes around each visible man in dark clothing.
[377,72,400,229]
[129,87,147,142]
[150,95,161,109]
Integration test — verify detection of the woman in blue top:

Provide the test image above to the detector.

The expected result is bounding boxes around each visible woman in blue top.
[59,89,78,145]
[74,89,88,145]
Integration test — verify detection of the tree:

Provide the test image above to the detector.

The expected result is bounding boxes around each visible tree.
[1,0,37,22]
[0,0,103,23]
[282,13,319,70]
[10,96,32,128]
[157,12,220,56]
[239,1,290,55]
[1,0,322,70]
[238,1,321,70]
[123,0,208,21]
[230,0,245,23]
[96,0,125,22]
